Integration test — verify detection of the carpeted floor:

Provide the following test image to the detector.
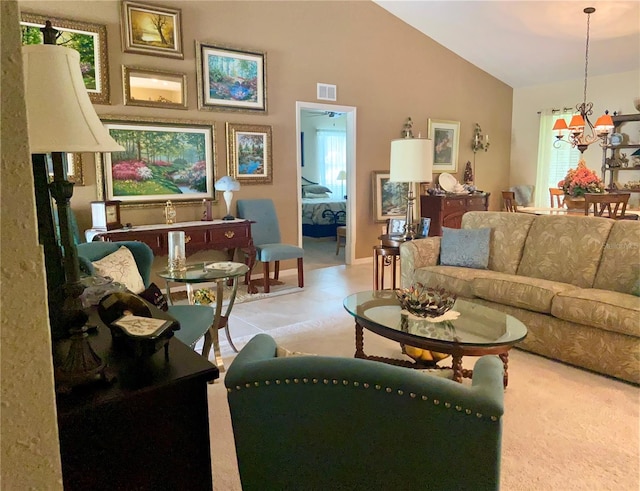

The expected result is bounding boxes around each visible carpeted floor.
[207,315,640,491]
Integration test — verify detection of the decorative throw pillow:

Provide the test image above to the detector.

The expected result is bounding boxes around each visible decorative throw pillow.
[632,278,640,297]
[91,246,145,294]
[440,227,491,269]
[303,185,332,196]
[304,192,331,199]
[138,282,169,311]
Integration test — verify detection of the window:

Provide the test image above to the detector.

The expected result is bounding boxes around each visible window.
[534,109,580,207]
[316,129,346,195]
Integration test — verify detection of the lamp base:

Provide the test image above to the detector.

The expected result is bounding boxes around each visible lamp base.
[222,215,235,221]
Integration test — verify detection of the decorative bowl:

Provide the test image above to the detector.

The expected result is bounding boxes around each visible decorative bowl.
[395,284,456,318]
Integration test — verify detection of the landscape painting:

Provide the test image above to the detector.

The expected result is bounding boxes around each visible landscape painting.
[197,41,266,112]
[226,123,272,184]
[372,171,418,223]
[121,1,183,58]
[101,119,214,203]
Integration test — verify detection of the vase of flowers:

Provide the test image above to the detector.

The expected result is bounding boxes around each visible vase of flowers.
[558,159,605,209]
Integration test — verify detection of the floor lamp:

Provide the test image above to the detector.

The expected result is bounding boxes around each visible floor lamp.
[389,137,434,240]
[23,23,123,389]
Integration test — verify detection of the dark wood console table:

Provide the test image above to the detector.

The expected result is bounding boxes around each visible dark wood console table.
[54,324,219,490]
[419,193,490,236]
[86,219,257,292]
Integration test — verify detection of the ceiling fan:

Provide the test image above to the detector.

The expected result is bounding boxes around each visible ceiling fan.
[308,111,344,118]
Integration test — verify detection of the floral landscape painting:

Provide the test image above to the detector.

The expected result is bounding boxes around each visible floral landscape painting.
[226,123,272,184]
[103,121,214,203]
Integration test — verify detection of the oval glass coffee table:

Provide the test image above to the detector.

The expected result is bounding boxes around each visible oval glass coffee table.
[343,290,527,387]
[159,261,249,368]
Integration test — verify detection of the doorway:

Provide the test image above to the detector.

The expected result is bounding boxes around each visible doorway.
[296,101,356,267]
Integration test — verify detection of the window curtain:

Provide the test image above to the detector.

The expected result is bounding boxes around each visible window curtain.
[534,108,580,207]
[316,129,346,195]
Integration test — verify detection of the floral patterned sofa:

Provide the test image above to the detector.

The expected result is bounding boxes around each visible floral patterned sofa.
[400,211,640,384]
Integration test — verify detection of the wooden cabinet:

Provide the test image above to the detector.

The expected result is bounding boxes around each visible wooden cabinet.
[601,113,640,193]
[419,194,490,236]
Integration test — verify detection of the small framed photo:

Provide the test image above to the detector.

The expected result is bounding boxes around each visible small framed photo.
[120,1,183,59]
[419,217,431,237]
[372,171,419,223]
[122,66,187,109]
[388,218,407,236]
[20,12,110,104]
[196,41,267,113]
[226,123,272,184]
[97,116,215,204]
[428,119,460,173]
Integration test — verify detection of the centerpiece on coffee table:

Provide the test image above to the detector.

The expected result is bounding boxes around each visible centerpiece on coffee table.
[395,283,456,318]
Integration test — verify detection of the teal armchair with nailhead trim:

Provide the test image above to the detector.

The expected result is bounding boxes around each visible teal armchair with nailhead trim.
[225,333,504,491]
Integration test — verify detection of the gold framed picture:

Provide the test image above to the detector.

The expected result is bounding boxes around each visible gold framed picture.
[120,1,183,59]
[226,123,272,184]
[122,66,187,109]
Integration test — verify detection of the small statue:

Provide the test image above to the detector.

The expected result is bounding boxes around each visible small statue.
[463,161,474,184]
[401,117,414,138]
[164,200,176,224]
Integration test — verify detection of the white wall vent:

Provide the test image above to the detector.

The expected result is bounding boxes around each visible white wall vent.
[317,83,337,101]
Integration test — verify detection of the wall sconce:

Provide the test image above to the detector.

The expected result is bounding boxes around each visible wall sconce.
[472,123,490,153]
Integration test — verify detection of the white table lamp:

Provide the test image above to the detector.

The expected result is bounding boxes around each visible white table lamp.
[215,176,241,220]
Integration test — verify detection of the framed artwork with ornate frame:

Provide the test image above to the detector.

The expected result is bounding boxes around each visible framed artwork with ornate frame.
[20,12,110,104]
[47,153,84,186]
[226,123,272,184]
[96,116,215,204]
[372,171,418,223]
[122,66,187,109]
[428,119,460,173]
[120,1,183,59]
[196,41,267,113]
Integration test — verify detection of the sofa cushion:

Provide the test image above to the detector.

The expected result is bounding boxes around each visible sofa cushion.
[412,266,497,298]
[551,288,640,337]
[462,211,536,275]
[440,227,491,269]
[593,220,640,295]
[473,273,578,314]
[517,215,614,288]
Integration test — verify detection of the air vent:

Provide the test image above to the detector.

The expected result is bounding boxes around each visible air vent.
[317,83,337,101]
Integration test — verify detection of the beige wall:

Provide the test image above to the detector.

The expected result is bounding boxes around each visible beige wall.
[0,1,64,488]
[18,0,513,262]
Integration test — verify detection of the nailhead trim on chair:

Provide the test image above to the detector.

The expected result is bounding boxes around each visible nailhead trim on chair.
[227,377,501,422]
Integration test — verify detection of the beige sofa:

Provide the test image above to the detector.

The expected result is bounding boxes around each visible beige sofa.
[400,211,640,384]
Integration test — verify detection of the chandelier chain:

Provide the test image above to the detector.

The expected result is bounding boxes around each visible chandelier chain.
[583,10,591,105]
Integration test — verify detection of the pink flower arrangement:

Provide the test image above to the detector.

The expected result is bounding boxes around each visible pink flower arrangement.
[557,159,605,197]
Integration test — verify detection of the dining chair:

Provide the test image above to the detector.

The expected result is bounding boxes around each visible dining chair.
[236,199,304,293]
[584,193,637,220]
[549,188,565,208]
[501,191,518,212]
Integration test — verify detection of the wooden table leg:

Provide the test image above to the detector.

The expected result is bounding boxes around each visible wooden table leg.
[355,321,365,359]
[452,355,463,383]
[499,352,509,388]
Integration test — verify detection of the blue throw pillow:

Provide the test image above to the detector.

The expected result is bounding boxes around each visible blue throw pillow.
[440,227,491,269]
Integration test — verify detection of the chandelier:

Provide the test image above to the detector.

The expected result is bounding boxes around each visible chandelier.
[552,7,613,154]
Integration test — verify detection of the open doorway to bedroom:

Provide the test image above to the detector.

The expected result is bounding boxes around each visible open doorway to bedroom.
[296,101,356,270]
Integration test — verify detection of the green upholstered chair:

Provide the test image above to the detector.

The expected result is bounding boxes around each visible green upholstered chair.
[236,199,304,293]
[77,241,215,352]
[225,333,505,491]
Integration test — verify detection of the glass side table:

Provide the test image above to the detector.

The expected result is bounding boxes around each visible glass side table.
[158,261,249,368]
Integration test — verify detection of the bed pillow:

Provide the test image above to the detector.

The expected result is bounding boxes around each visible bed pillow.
[303,185,332,196]
[440,227,491,269]
[91,246,145,294]
[304,192,331,199]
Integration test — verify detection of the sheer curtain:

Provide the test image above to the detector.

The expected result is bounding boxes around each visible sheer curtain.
[534,108,580,207]
[316,129,346,195]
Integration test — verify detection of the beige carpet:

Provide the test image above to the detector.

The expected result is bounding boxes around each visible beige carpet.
[208,316,639,491]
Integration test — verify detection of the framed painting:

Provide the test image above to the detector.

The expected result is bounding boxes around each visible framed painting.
[98,117,215,204]
[20,12,110,104]
[428,119,460,173]
[120,0,183,59]
[372,171,418,223]
[46,153,84,186]
[226,123,272,184]
[122,66,187,109]
[196,41,267,112]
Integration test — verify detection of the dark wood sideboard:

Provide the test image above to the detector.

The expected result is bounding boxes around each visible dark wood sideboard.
[420,193,491,236]
[54,323,219,490]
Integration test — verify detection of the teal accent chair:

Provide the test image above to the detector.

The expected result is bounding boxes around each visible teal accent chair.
[236,199,304,293]
[77,241,215,353]
[225,333,505,491]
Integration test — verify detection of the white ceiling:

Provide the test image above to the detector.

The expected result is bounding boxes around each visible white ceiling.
[374,1,640,89]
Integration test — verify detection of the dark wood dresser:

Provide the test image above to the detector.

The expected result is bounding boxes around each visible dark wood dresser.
[420,193,490,236]
[54,325,219,491]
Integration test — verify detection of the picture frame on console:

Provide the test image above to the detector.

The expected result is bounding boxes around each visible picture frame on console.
[196,41,267,113]
[120,1,183,59]
[372,170,418,223]
[428,119,460,173]
[226,123,272,184]
[97,117,216,204]
[20,12,110,104]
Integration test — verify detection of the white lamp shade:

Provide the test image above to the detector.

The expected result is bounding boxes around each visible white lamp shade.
[215,175,241,191]
[389,138,434,182]
[22,44,123,153]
